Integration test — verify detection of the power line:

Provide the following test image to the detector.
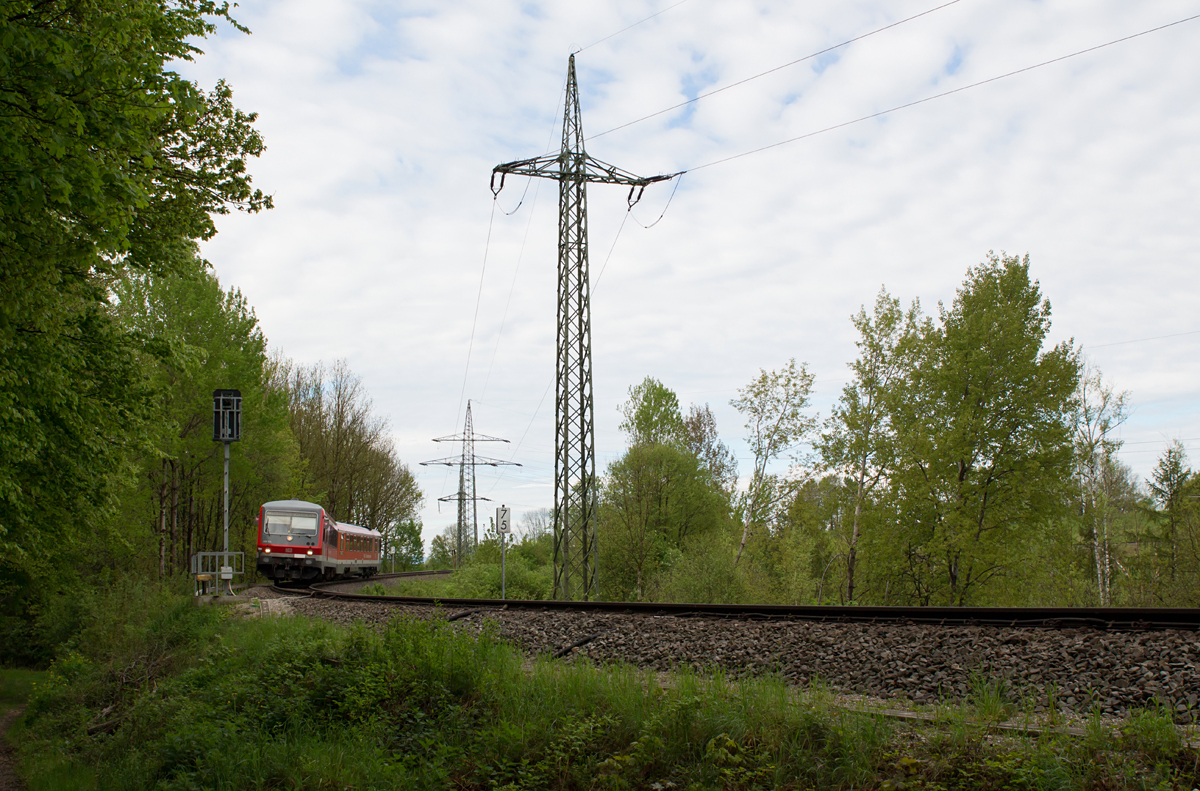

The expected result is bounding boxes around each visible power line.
[481,176,546,397]
[1085,330,1200,349]
[485,379,554,497]
[575,0,694,55]
[589,209,632,299]
[1121,437,1200,446]
[629,172,684,228]
[481,80,568,400]
[455,202,497,419]
[589,0,967,142]
[686,12,1200,173]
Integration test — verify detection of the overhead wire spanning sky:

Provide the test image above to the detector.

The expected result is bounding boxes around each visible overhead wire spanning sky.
[180,0,1200,542]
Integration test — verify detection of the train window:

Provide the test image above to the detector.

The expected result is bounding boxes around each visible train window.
[264,512,318,538]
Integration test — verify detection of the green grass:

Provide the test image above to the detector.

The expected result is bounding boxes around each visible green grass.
[0,668,46,717]
[13,589,1200,790]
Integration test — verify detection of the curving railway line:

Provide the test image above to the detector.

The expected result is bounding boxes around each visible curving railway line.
[281,572,1200,631]
[272,573,1200,721]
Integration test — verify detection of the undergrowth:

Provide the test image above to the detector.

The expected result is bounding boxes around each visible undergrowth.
[12,587,1199,790]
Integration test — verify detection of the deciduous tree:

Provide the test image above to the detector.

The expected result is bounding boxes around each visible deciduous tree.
[883,253,1080,605]
[818,289,919,602]
[730,359,816,566]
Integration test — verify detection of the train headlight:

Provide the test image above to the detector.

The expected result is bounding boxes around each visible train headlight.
[264,548,271,553]
[306,550,313,556]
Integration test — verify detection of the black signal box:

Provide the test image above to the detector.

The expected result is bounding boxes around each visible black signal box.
[213,389,242,442]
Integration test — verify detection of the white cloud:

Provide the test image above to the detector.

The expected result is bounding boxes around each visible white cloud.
[182,0,1200,541]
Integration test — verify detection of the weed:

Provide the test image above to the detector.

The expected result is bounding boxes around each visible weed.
[967,670,1012,723]
[1122,701,1182,762]
[13,588,1200,791]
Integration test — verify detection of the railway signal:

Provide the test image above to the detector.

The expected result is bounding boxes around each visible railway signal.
[211,389,243,596]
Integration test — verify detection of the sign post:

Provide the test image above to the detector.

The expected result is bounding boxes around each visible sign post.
[213,390,242,597]
[496,505,511,600]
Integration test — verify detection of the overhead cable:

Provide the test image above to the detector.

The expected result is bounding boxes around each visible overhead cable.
[1085,329,1200,349]
[575,0,694,55]
[686,12,1200,172]
[589,0,967,141]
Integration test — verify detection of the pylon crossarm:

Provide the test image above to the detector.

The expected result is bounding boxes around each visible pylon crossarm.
[472,455,522,467]
[432,432,510,443]
[492,154,679,189]
[421,455,519,467]
[439,493,492,503]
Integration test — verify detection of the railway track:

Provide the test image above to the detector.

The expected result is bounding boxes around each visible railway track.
[269,574,1200,720]
[280,574,1200,632]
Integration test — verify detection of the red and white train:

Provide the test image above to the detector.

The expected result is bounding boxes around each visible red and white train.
[256,499,381,582]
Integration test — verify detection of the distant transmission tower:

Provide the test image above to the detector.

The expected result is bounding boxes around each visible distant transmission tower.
[491,54,678,600]
[420,400,520,566]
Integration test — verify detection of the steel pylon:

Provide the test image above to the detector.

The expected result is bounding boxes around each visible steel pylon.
[491,55,678,600]
[420,400,519,566]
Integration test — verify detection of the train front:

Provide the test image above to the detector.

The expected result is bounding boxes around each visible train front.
[256,499,326,582]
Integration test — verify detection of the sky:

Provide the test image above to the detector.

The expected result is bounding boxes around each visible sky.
[178,0,1200,545]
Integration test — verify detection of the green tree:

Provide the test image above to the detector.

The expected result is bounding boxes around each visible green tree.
[766,475,848,604]
[883,253,1080,605]
[387,519,424,571]
[600,379,735,601]
[598,443,728,600]
[427,528,456,570]
[682,404,738,496]
[111,255,300,577]
[0,0,270,561]
[1148,441,1192,584]
[1073,363,1130,604]
[730,359,816,566]
[619,377,685,446]
[818,289,919,602]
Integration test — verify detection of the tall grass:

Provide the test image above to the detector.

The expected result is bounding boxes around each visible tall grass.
[14,590,1198,790]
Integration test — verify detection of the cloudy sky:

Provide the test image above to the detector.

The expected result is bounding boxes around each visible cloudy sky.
[179,0,1200,543]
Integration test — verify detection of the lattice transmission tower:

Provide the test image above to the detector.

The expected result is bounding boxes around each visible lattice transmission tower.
[491,54,678,600]
[420,400,519,566]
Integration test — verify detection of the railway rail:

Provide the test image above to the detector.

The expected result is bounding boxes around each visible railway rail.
[269,572,1200,720]
[275,573,1200,632]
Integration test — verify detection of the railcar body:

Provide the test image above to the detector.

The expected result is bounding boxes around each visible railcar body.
[256,499,381,582]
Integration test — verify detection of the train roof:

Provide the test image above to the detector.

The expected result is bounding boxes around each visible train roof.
[262,499,323,512]
[334,522,380,537]
[261,500,380,536]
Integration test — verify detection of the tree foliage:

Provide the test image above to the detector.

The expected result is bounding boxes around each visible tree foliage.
[599,378,735,601]
[111,254,300,576]
[730,358,816,564]
[817,289,918,602]
[866,253,1081,604]
[0,0,270,560]
[271,359,422,549]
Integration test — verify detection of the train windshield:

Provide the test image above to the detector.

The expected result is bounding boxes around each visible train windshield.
[263,512,319,543]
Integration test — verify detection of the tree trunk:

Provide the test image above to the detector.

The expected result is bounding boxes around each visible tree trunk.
[170,459,179,574]
[157,460,167,579]
[846,468,866,603]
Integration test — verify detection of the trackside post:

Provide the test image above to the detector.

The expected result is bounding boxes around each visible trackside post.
[212,389,242,597]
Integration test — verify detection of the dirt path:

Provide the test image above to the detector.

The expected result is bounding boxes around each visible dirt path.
[0,706,25,791]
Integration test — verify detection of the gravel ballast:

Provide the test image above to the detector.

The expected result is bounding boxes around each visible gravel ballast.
[281,595,1200,721]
